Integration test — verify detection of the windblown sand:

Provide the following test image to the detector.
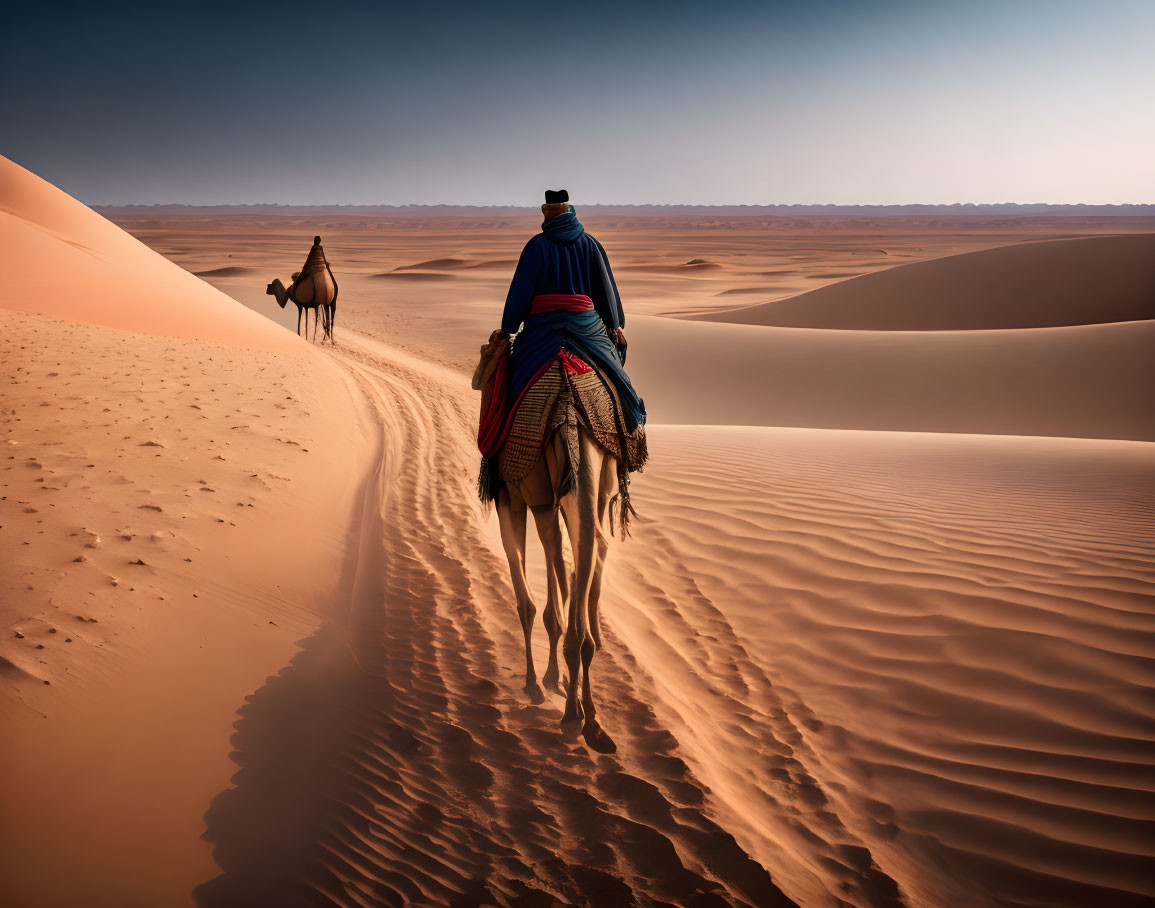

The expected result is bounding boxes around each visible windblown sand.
[2,156,1153,906]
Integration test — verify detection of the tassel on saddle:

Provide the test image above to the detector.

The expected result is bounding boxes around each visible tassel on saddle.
[608,469,639,539]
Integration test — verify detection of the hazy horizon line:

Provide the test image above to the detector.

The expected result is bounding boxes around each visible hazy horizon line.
[93,201,1155,212]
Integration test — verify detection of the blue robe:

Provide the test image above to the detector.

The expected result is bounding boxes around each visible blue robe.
[501,210,646,433]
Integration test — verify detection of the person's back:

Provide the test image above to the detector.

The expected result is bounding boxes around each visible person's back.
[501,200,625,353]
[499,189,644,435]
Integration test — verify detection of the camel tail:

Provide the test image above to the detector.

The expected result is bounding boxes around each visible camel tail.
[553,422,579,502]
[609,478,638,540]
[477,457,498,508]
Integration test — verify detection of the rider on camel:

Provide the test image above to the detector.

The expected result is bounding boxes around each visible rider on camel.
[477,189,646,507]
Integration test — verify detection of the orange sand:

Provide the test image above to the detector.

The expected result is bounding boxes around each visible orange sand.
[3,157,1153,906]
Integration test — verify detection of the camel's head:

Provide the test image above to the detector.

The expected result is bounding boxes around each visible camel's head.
[266,282,288,308]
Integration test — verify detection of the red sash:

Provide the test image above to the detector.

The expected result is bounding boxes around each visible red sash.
[530,293,594,314]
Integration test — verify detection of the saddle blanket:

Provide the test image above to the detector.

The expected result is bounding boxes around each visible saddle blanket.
[497,358,648,484]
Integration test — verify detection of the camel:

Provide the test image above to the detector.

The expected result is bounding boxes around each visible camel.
[266,236,338,343]
[474,344,621,754]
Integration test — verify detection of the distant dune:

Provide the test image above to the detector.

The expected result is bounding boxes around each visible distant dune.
[193,265,255,277]
[696,235,1155,330]
[626,258,728,274]
[393,257,473,271]
[715,286,776,296]
[629,314,1155,441]
[369,271,455,281]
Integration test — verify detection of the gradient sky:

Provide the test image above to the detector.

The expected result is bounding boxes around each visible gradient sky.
[3,0,1152,205]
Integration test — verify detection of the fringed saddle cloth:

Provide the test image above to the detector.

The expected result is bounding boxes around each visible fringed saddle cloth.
[497,360,647,484]
[475,343,647,536]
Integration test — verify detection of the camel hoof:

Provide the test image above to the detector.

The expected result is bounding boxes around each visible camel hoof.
[582,721,617,754]
[561,702,584,738]
[525,681,545,705]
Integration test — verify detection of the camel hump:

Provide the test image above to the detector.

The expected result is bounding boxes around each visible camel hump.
[293,271,337,305]
[311,269,337,304]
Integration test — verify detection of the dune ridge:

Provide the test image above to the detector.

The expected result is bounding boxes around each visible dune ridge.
[0,163,366,906]
[0,156,298,351]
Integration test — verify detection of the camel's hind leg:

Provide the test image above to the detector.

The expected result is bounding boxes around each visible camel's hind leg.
[497,486,544,704]
[560,431,616,753]
[587,452,617,649]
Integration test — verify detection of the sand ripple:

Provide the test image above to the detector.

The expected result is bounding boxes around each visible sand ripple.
[605,426,1155,907]
[195,343,794,907]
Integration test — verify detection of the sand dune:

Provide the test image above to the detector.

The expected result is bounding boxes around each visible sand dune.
[393,257,474,270]
[697,235,1155,330]
[629,314,1155,441]
[0,164,366,906]
[193,265,256,277]
[0,157,297,351]
[625,258,729,275]
[369,270,456,281]
[716,286,778,296]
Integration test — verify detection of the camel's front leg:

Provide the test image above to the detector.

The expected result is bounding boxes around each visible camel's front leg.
[497,489,544,704]
[296,306,303,337]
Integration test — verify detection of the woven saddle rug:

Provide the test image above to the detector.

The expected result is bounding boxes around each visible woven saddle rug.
[498,361,648,484]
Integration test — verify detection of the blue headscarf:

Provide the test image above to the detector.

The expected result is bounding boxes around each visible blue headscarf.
[541,207,585,245]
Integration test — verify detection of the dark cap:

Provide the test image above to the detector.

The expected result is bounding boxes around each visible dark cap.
[544,189,569,205]
[313,235,321,244]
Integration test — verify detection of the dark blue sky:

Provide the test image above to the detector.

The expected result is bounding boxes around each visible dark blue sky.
[3,0,1152,204]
